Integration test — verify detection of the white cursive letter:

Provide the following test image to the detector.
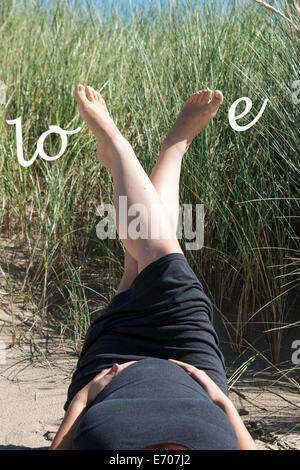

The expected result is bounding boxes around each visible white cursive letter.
[6,116,81,167]
[228,97,268,132]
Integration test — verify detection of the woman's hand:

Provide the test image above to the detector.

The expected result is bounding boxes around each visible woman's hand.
[73,361,137,408]
[168,358,229,410]
[51,361,137,450]
[168,358,258,450]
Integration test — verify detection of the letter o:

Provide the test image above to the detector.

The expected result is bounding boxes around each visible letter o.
[36,125,68,161]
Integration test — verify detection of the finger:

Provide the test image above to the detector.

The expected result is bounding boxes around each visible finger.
[100,363,119,385]
[94,361,136,384]
[93,364,119,382]
[111,363,119,373]
[117,361,137,372]
[92,369,110,382]
[168,358,195,370]
[103,361,137,385]
[168,358,190,366]
[168,360,212,393]
[168,359,201,377]
[107,363,119,375]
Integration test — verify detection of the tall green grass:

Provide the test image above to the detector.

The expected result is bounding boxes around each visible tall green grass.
[0,0,299,366]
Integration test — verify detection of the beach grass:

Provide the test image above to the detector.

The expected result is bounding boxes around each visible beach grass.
[0,0,299,367]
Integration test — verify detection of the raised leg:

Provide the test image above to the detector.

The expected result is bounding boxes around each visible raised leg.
[74,85,223,293]
[116,89,224,293]
[150,89,223,231]
[74,85,182,275]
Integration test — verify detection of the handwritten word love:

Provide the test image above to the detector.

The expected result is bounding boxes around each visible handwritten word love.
[7,86,298,168]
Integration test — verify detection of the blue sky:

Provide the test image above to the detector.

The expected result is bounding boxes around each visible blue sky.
[28,0,287,25]
[36,0,232,20]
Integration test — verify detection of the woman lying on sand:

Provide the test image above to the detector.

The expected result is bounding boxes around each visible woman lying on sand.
[50,85,257,450]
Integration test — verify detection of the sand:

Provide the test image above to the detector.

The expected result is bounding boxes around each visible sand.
[0,299,76,449]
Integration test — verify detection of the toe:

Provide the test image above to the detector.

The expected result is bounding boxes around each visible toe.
[85,86,94,102]
[74,84,87,102]
[187,93,197,104]
[209,90,223,111]
[213,90,223,102]
[202,89,212,104]
[195,90,204,103]
[91,87,98,100]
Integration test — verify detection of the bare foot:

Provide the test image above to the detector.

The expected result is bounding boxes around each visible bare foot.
[162,89,223,153]
[74,85,126,167]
